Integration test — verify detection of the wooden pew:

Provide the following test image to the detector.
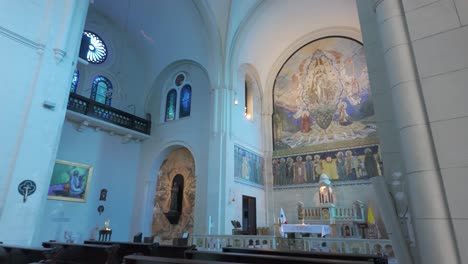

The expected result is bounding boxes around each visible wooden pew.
[150,244,195,258]
[84,240,194,261]
[0,244,52,264]
[42,241,119,264]
[84,240,153,261]
[222,247,388,264]
[184,250,374,264]
[124,254,244,264]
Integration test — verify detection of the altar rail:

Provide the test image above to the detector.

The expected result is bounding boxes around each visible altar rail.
[67,93,151,135]
[303,206,364,221]
[192,235,393,255]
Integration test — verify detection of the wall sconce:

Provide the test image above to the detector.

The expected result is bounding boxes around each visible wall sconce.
[233,91,239,105]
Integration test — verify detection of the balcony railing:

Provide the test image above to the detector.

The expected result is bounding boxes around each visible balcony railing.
[67,93,151,135]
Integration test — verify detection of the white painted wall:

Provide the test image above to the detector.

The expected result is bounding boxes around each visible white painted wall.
[37,120,141,243]
[0,0,89,245]
[132,62,212,237]
[76,7,147,117]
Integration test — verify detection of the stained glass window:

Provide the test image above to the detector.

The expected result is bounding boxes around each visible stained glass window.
[165,89,177,121]
[70,69,79,93]
[175,73,185,86]
[179,85,191,118]
[91,76,112,106]
[82,31,107,64]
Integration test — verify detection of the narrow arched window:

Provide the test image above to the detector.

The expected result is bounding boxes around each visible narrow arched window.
[244,78,253,120]
[179,85,191,118]
[70,69,79,93]
[91,76,112,106]
[165,89,177,121]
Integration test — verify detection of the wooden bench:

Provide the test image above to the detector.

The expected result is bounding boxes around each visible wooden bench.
[42,241,119,264]
[222,247,388,264]
[0,244,52,264]
[184,250,374,264]
[124,254,244,264]
[150,244,195,258]
[84,240,153,261]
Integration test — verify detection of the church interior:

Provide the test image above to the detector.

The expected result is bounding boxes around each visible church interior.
[1,0,468,263]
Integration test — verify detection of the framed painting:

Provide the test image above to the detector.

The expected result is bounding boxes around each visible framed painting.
[47,160,93,202]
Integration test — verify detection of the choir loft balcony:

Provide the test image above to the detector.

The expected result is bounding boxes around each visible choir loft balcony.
[66,93,151,142]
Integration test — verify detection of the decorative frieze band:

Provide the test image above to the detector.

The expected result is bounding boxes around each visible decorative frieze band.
[0,26,45,53]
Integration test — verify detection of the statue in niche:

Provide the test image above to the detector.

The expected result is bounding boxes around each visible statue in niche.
[169,181,180,211]
[165,174,184,224]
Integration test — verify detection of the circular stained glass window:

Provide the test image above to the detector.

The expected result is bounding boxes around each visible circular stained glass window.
[83,31,107,64]
[175,73,185,86]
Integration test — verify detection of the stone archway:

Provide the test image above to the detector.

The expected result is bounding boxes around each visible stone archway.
[152,147,196,241]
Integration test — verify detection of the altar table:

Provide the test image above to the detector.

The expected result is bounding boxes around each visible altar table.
[280,224,330,237]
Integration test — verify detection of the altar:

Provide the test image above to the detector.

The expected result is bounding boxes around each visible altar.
[280,224,330,237]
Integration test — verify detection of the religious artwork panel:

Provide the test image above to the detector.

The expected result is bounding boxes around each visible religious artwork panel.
[234,145,264,185]
[273,37,377,156]
[272,145,382,186]
[47,160,93,202]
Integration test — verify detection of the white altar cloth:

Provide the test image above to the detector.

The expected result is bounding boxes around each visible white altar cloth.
[280,224,330,237]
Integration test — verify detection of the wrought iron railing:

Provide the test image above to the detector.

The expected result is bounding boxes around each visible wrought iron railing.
[67,93,151,135]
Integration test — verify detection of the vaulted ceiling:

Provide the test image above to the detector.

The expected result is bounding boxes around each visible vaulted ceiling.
[87,0,361,93]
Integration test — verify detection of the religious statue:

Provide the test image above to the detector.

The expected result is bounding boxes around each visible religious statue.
[164,176,184,224]
[169,181,179,211]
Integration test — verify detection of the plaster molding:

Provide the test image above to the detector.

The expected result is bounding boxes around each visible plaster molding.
[0,26,45,54]
[53,48,67,64]
[77,120,89,132]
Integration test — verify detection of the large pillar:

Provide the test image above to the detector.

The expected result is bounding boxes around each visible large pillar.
[0,0,89,246]
[207,83,229,235]
[373,0,460,263]
[261,111,274,229]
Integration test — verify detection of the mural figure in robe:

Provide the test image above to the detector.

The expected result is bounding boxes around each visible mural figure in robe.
[322,156,338,180]
[305,155,313,183]
[293,156,306,184]
[241,153,250,180]
[345,150,358,180]
[300,113,312,133]
[278,158,287,185]
[364,148,379,178]
[286,157,294,185]
[272,159,279,185]
[312,155,322,182]
[69,169,86,197]
[336,151,347,180]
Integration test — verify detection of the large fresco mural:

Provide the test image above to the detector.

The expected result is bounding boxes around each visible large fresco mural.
[234,145,264,185]
[273,145,382,186]
[273,37,377,156]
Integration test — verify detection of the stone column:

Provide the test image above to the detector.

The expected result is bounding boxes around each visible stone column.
[373,0,460,263]
[0,0,89,245]
[261,111,274,230]
[207,84,228,234]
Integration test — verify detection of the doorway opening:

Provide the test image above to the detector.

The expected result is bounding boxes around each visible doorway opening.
[242,195,257,235]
